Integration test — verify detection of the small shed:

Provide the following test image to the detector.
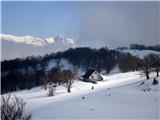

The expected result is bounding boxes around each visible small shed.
[79,69,103,84]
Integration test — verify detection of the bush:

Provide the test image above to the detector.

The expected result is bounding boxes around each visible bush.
[1,94,32,120]
[153,78,158,85]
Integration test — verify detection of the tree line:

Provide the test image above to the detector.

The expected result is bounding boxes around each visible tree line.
[130,44,160,52]
[118,53,160,79]
[116,44,160,52]
[1,67,75,94]
[1,47,118,93]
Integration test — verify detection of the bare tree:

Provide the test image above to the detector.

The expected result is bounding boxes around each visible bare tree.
[140,55,153,79]
[71,66,78,78]
[118,53,140,72]
[63,69,74,93]
[49,67,63,85]
[39,75,48,90]
[1,94,32,120]
[151,54,160,77]
[36,70,48,90]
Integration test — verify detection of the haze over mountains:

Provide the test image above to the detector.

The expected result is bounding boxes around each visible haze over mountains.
[1,33,160,61]
[1,33,76,60]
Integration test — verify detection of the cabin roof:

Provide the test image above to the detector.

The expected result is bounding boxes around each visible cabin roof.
[82,69,96,79]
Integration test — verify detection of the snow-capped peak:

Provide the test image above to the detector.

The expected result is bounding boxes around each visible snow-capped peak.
[66,38,75,45]
[54,34,76,47]
[45,37,55,44]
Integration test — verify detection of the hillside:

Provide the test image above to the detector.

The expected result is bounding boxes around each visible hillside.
[9,71,159,119]
[120,49,160,59]
[1,47,160,94]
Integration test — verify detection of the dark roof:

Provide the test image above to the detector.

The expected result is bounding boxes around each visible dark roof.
[82,69,95,79]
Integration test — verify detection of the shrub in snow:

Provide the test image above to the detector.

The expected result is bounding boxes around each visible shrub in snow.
[139,82,145,86]
[153,78,158,85]
[82,96,85,99]
[1,94,32,120]
[48,82,56,96]
[91,86,94,90]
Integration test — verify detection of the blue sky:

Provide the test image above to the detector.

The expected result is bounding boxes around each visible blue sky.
[2,2,81,38]
[2,1,159,48]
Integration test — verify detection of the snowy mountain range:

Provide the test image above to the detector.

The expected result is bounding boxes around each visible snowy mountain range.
[0,33,77,60]
[1,34,76,47]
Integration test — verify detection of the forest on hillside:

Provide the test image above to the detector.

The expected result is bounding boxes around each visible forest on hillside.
[1,44,160,94]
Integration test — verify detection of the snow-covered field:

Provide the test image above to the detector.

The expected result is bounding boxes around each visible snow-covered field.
[9,71,159,120]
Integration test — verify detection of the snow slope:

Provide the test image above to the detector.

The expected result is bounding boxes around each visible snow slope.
[9,71,159,120]
[120,49,160,59]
